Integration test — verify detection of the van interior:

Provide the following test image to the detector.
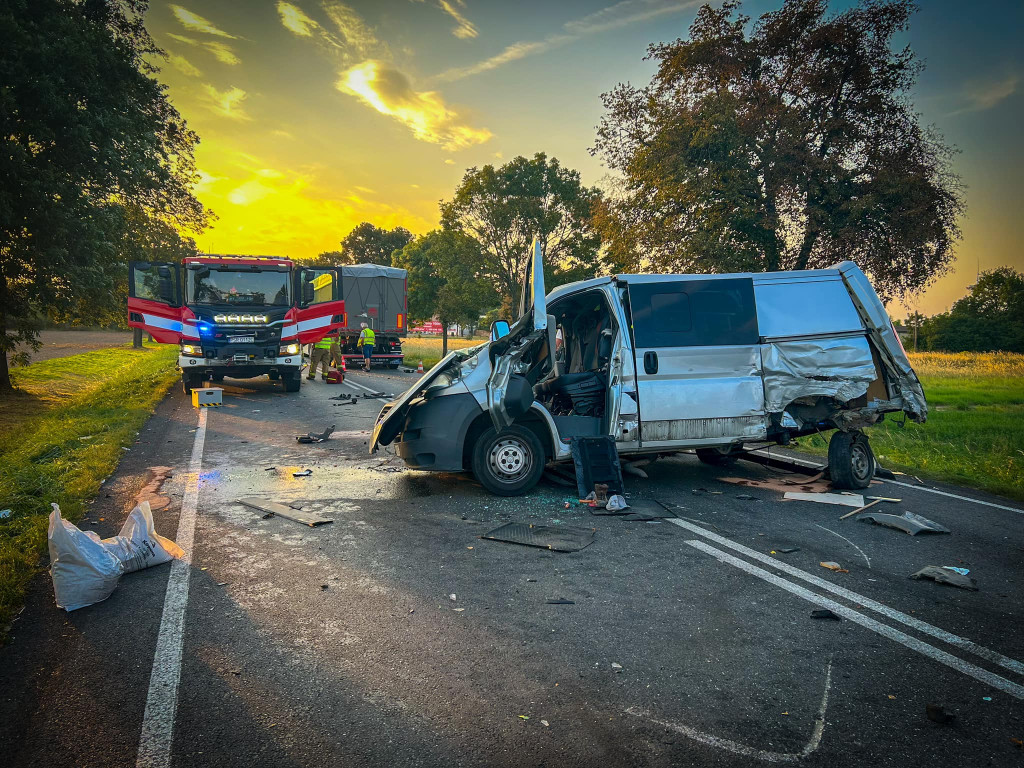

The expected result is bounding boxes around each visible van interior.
[532,290,616,439]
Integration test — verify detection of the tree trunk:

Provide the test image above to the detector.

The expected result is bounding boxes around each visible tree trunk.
[0,276,11,391]
[133,328,144,348]
[0,347,11,392]
[793,223,820,271]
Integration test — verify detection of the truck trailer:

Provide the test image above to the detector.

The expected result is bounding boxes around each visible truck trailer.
[127,255,345,393]
[332,264,407,369]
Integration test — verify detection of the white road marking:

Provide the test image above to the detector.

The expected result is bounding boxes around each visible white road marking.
[667,517,1024,677]
[136,407,208,768]
[813,523,871,569]
[747,449,1024,515]
[626,658,832,764]
[882,479,1024,515]
[685,539,1024,700]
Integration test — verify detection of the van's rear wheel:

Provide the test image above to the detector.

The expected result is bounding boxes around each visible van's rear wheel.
[471,425,545,496]
[828,430,875,489]
[696,445,742,466]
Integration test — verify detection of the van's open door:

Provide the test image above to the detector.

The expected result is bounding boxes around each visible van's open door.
[293,267,345,343]
[486,239,547,430]
[128,261,184,344]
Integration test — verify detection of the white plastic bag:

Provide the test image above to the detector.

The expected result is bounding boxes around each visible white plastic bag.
[103,501,185,573]
[48,503,123,611]
[605,494,629,511]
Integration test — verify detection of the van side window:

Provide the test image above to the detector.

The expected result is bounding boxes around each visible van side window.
[629,278,757,347]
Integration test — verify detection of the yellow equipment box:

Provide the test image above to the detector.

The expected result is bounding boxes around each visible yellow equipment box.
[192,387,224,407]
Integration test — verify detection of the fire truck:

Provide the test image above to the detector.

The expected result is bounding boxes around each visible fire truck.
[127,255,344,393]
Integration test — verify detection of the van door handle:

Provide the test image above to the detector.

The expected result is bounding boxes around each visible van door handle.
[643,351,658,375]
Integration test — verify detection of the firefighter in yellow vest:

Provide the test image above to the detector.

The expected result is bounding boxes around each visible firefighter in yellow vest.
[357,323,375,372]
[308,336,333,381]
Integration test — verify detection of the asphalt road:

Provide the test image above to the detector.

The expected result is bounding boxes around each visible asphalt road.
[1,367,1022,767]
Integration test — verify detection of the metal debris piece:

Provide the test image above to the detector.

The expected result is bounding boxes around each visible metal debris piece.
[297,424,336,443]
[811,609,841,621]
[785,491,866,508]
[292,469,313,477]
[859,511,950,536]
[329,393,354,401]
[237,497,333,527]
[911,566,978,590]
[820,561,849,573]
[480,523,595,553]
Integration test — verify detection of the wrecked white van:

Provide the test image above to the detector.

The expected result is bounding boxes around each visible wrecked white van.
[371,242,926,496]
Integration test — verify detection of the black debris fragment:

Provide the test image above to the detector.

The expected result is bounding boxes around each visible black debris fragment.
[735,494,758,501]
[926,703,956,724]
[297,425,336,443]
[776,547,801,554]
[481,523,595,553]
[545,598,575,605]
[810,609,841,621]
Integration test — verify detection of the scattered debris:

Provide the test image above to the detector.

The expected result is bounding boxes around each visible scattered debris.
[545,598,575,605]
[297,425,336,443]
[481,523,595,553]
[785,492,866,508]
[1010,737,1023,749]
[409,608,415,614]
[571,436,624,499]
[926,703,956,724]
[611,662,623,671]
[775,547,801,554]
[605,494,629,512]
[735,494,759,501]
[943,566,969,575]
[911,566,978,590]
[859,511,950,536]
[867,496,902,503]
[820,561,849,573]
[453,607,465,612]
[236,497,334,527]
[264,467,276,471]
[292,469,313,477]
[261,513,274,520]
[811,609,841,621]
[321,584,329,591]
[449,594,457,601]
[839,498,883,520]
[0,509,11,519]
[518,715,530,720]
[541,720,550,727]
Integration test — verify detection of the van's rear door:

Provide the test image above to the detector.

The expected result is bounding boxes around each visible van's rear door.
[625,276,767,447]
[128,262,184,344]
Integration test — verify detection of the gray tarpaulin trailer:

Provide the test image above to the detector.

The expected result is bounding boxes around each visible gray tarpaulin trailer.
[335,264,407,368]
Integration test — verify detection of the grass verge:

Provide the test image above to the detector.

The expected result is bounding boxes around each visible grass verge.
[400,336,483,371]
[0,344,178,633]
[798,352,1024,502]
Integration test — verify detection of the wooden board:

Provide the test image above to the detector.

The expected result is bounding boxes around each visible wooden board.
[783,491,866,508]
[237,497,334,527]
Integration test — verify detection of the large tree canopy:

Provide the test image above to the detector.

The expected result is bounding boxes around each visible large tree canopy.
[337,223,414,266]
[0,0,210,388]
[440,153,602,317]
[393,230,496,356]
[591,0,964,300]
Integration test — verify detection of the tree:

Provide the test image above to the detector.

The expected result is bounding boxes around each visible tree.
[302,250,344,268]
[591,0,964,301]
[393,231,496,356]
[338,223,414,266]
[0,0,210,389]
[440,153,602,318]
[919,268,1024,352]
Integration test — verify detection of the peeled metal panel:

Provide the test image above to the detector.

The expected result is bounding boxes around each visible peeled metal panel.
[754,278,863,339]
[760,335,877,413]
[641,415,766,442]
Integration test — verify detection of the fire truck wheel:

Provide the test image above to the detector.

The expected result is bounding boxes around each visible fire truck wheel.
[181,372,200,395]
[282,372,301,393]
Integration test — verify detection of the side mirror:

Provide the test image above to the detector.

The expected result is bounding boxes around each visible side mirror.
[157,266,175,303]
[301,281,315,305]
[490,320,510,341]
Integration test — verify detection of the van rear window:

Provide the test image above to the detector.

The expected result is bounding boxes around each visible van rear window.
[629,278,758,347]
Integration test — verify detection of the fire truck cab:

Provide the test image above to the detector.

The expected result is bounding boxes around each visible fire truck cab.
[127,255,344,393]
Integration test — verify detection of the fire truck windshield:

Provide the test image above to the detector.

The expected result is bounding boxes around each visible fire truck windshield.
[187,268,291,307]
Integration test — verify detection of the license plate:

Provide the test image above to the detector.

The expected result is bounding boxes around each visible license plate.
[229,336,255,344]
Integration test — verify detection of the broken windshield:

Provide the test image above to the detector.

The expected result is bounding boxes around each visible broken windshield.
[187,269,291,307]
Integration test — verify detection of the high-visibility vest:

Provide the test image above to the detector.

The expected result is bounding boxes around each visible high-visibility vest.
[314,337,333,350]
[360,328,376,345]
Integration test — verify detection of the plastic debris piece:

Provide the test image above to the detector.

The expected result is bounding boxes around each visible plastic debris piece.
[820,561,849,573]
[776,547,801,554]
[264,467,276,471]
[518,715,530,720]
[449,594,457,601]
[292,469,313,477]
[911,566,978,590]
[546,598,575,605]
[541,720,550,727]
[453,607,465,612]
[983,697,992,702]
[0,509,11,519]
[611,662,623,670]
[926,703,956,724]
[605,494,629,512]
[943,566,970,576]
[811,609,841,621]
[859,511,950,536]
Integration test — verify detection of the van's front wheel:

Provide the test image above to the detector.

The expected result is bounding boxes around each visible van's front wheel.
[471,425,545,496]
[828,430,876,489]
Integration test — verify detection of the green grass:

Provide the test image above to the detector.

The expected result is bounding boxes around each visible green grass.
[0,344,178,633]
[401,336,483,371]
[798,352,1024,501]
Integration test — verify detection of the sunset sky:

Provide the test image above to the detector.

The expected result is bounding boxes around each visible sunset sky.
[147,0,1023,317]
